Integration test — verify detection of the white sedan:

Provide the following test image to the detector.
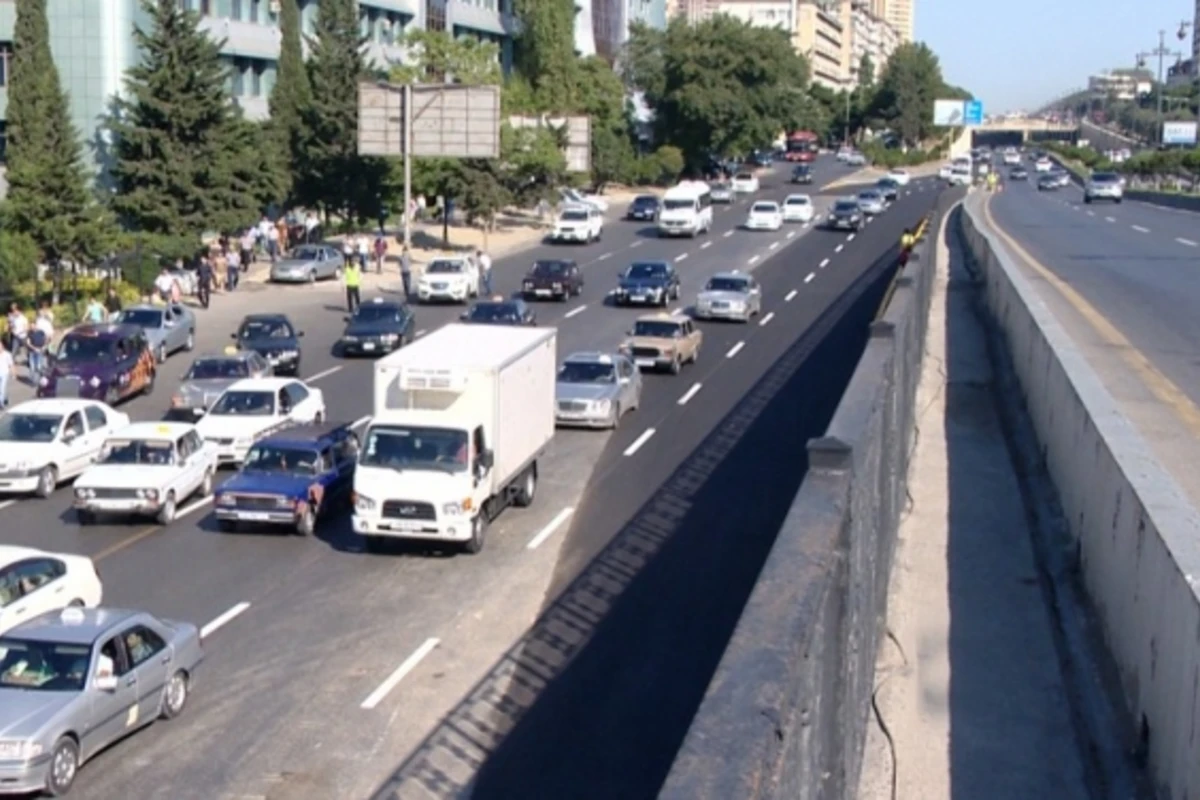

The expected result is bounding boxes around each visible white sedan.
[887,169,911,186]
[195,377,326,465]
[731,172,760,193]
[0,545,103,635]
[744,201,783,231]
[0,399,130,498]
[782,194,814,223]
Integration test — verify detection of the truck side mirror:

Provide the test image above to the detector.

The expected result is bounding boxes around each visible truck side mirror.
[479,450,494,470]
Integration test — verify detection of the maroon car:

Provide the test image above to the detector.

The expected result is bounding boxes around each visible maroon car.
[38,324,157,405]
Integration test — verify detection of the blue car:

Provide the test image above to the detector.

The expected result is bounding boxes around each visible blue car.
[213,422,358,535]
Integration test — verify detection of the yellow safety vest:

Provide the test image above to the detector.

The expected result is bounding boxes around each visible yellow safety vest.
[901,234,914,249]
[344,265,362,287]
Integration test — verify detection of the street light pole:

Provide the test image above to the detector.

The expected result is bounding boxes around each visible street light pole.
[1136,21,1190,144]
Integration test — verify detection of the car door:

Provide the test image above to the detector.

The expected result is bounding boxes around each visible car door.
[9,558,71,618]
[60,410,91,475]
[160,305,178,350]
[121,624,172,725]
[174,431,203,496]
[82,404,112,468]
[285,382,316,421]
[84,636,138,758]
[0,564,30,634]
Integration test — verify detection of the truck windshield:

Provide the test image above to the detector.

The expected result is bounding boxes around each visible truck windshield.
[360,425,469,473]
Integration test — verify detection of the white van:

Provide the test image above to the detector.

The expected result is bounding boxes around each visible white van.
[657,181,713,238]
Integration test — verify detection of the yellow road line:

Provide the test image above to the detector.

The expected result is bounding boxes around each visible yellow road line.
[93,525,162,562]
[981,195,1200,437]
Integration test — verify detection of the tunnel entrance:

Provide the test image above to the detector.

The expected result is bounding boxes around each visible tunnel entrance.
[971,130,1024,150]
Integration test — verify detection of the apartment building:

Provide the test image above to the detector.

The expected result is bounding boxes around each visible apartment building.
[0,0,516,166]
[592,0,667,62]
[794,0,845,90]
[713,0,796,41]
[1088,69,1153,101]
[847,0,896,87]
[670,0,718,22]
[880,0,910,42]
[574,0,596,55]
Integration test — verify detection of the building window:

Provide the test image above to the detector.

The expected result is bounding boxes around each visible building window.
[250,63,262,95]
[0,43,11,88]
[426,0,446,32]
[249,0,260,24]
[199,0,211,14]
[232,0,242,19]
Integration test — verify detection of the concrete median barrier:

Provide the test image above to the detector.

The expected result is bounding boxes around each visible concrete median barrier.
[659,190,959,799]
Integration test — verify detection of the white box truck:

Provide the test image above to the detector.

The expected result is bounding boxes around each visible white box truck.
[352,324,557,553]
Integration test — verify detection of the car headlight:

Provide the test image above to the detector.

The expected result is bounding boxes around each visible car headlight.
[591,399,611,413]
[354,493,376,512]
[74,487,94,499]
[89,376,101,388]
[274,496,294,509]
[11,460,32,472]
[342,334,359,342]
[216,494,236,506]
[380,333,399,343]
[139,489,159,501]
[441,501,463,516]
[0,740,42,760]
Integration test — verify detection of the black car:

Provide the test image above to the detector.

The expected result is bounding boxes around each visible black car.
[1036,174,1058,191]
[625,195,661,221]
[876,177,900,200]
[1009,167,1028,180]
[826,199,864,231]
[751,150,773,167]
[614,261,681,307]
[232,313,304,375]
[338,298,416,357]
[791,164,813,184]
[460,297,537,326]
[523,259,583,301]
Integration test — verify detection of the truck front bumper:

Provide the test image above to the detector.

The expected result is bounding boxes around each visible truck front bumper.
[353,513,472,542]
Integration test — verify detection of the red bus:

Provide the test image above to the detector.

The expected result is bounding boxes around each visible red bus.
[785,131,819,162]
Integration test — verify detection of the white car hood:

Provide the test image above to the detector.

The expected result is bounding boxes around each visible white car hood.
[0,441,55,469]
[783,204,811,214]
[747,212,779,222]
[196,414,280,440]
[356,464,470,505]
[76,463,176,489]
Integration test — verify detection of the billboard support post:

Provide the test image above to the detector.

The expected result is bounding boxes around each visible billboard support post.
[403,83,412,248]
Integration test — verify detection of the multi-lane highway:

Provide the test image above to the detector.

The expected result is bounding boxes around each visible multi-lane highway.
[985,177,1200,507]
[3,157,942,799]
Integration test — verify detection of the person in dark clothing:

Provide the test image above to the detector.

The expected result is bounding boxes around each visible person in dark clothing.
[196,259,213,308]
[104,288,123,320]
[226,256,239,291]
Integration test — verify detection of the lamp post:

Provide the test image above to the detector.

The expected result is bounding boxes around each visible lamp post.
[1135,21,1190,144]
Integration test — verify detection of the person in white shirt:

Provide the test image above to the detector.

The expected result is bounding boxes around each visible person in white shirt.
[476,249,493,295]
[6,304,29,361]
[355,235,369,269]
[342,238,353,264]
[153,268,177,302]
[0,340,13,408]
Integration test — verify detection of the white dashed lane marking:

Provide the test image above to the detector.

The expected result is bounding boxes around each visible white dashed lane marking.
[526,507,575,550]
[725,341,745,359]
[675,253,688,262]
[819,258,830,268]
[748,255,760,265]
[759,312,774,326]
[1178,237,1198,247]
[834,244,844,253]
[804,273,815,283]
[784,289,797,302]
[677,383,702,406]
[564,305,587,319]
[360,638,441,710]
[1132,225,1148,233]
[623,428,656,457]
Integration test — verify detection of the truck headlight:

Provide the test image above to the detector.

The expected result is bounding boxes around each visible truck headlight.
[354,493,376,512]
[442,501,463,516]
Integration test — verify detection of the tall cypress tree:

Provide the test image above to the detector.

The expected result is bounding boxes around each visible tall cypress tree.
[267,0,310,202]
[5,0,104,264]
[110,0,257,238]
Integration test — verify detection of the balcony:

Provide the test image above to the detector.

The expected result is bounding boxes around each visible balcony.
[199,16,282,61]
[447,0,519,36]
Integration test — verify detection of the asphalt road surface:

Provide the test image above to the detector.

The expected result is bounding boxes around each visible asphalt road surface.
[2,157,942,800]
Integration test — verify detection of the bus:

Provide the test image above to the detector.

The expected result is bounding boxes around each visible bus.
[785,131,819,162]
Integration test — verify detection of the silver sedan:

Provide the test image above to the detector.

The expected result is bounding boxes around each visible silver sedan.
[113,303,196,363]
[0,607,203,796]
[269,244,344,283]
[555,352,642,429]
[693,271,762,322]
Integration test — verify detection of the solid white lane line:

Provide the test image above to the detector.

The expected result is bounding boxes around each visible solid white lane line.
[725,341,745,359]
[201,602,251,639]
[177,497,213,518]
[786,231,796,239]
[784,289,798,302]
[630,241,642,247]
[723,230,733,238]
[306,366,343,382]
[805,273,815,283]
[846,233,855,242]
[597,252,612,261]
[759,312,775,326]
[415,329,428,337]
[675,253,688,262]
[905,190,911,196]
[700,241,712,249]
[361,638,441,710]
[1132,225,1149,233]
[819,258,830,268]
[769,242,779,250]
[352,415,371,428]
[748,255,760,265]
[623,428,656,457]
[1178,237,1198,246]
[1105,216,1115,223]
[564,305,587,319]
[834,244,844,253]
[0,500,15,512]
[526,507,575,549]
[677,383,702,406]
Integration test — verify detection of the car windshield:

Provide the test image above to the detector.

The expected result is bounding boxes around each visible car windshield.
[558,361,615,384]
[360,424,468,473]
[0,638,92,692]
[465,304,520,323]
[56,335,116,363]
[626,264,667,280]
[209,390,275,416]
[785,197,809,206]
[561,210,588,222]
[1091,173,1119,183]
[634,196,657,206]
[877,180,896,188]
[633,321,682,338]
[706,277,750,293]
[186,358,249,380]
[238,320,293,340]
[735,173,753,181]
[289,246,321,260]
[243,444,321,474]
[662,198,695,210]
[752,203,777,213]
[834,201,860,213]
[859,192,880,201]
[0,413,62,443]
[532,261,569,277]
[427,260,464,274]
[711,183,730,191]
[100,438,176,465]
[352,304,401,323]
[117,308,163,328]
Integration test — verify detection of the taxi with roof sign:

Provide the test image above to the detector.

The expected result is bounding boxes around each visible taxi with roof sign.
[554,352,642,429]
[37,324,156,405]
[213,422,358,535]
[619,312,702,374]
[194,377,326,466]
[72,422,217,525]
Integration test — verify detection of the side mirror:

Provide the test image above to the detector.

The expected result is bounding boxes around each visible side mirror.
[343,316,351,323]
[94,675,118,692]
[480,450,495,470]
[62,429,77,443]
[230,333,237,339]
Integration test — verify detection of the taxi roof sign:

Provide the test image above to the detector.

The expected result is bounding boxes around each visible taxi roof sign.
[223,345,238,355]
[60,607,87,624]
[372,297,384,303]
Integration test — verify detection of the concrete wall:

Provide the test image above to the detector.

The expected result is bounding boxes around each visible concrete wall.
[959,201,1200,800]
[659,191,960,798]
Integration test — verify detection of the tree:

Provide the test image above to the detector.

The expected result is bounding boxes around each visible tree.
[390,29,501,85]
[295,0,386,224]
[625,16,810,166]
[110,0,260,239]
[512,0,580,111]
[866,42,944,146]
[858,54,875,91]
[5,0,108,266]
[267,0,310,203]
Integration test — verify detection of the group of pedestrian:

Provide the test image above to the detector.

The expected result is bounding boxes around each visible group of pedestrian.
[1,302,58,408]
[341,233,390,275]
[343,242,492,314]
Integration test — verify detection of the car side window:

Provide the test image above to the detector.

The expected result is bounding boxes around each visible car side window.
[286,383,309,405]
[13,559,66,597]
[84,405,108,430]
[176,434,194,460]
[185,430,204,453]
[0,567,19,608]
[98,636,130,678]
[63,411,85,440]
[123,625,166,669]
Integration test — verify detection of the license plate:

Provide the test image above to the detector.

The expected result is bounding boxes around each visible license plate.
[383,520,425,532]
[636,358,655,367]
[237,511,272,521]
[362,342,376,351]
[536,289,552,296]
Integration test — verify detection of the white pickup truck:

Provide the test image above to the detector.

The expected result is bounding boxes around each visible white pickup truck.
[352,324,557,553]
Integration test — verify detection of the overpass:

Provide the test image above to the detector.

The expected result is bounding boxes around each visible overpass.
[971,117,1080,149]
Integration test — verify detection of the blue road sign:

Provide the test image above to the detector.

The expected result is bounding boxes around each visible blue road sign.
[964,100,984,126]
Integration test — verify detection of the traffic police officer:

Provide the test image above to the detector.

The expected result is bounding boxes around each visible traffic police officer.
[343,258,362,313]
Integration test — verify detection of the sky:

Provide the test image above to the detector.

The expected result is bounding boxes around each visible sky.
[915,0,1197,113]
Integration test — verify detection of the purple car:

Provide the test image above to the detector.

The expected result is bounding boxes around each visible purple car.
[37,323,158,405]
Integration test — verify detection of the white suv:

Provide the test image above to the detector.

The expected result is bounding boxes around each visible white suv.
[551,204,603,243]
[1084,172,1124,204]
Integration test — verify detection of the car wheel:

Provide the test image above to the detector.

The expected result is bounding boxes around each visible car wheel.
[308,269,317,283]
[161,670,190,719]
[156,343,167,364]
[143,369,156,396]
[513,467,537,508]
[185,330,195,351]
[297,504,317,536]
[156,493,177,526]
[198,470,213,498]
[313,410,325,424]
[45,736,80,797]
[464,513,488,554]
[1114,198,1122,204]
[36,465,58,498]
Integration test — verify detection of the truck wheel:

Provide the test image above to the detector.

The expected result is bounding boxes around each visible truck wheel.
[464,514,488,554]
[514,468,537,508]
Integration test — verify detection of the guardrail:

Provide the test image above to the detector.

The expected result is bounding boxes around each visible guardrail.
[958,198,1200,800]
[659,190,957,799]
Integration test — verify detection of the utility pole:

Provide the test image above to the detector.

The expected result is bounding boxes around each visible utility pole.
[1135,21,1190,144]
[844,87,851,146]
[402,83,414,249]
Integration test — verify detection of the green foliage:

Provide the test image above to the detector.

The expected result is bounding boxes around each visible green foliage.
[389,29,501,85]
[502,126,569,206]
[267,0,310,203]
[858,54,875,90]
[859,141,944,168]
[651,145,684,183]
[110,0,262,238]
[5,0,110,264]
[0,230,40,288]
[866,42,944,146]
[512,0,580,111]
[294,0,387,224]
[624,16,810,166]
